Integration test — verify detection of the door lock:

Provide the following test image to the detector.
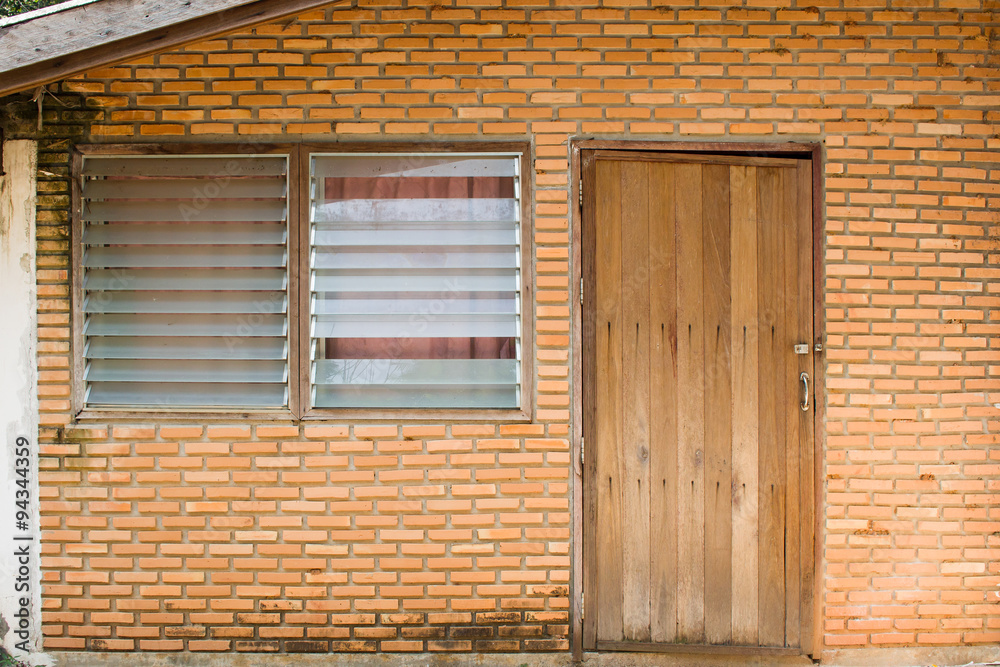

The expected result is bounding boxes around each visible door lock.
[794,343,809,354]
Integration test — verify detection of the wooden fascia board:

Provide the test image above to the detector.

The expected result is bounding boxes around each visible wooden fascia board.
[0,0,343,99]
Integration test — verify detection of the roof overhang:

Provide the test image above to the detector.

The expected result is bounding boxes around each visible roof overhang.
[0,0,340,99]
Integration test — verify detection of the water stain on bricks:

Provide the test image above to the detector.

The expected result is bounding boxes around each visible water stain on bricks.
[286,640,329,653]
[450,627,493,639]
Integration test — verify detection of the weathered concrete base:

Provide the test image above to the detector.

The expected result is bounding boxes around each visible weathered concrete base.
[53,651,815,667]
[821,646,1000,667]
[51,648,1000,667]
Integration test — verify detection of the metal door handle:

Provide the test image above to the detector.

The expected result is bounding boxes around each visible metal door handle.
[800,372,810,412]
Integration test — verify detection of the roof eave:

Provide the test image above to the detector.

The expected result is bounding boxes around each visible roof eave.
[0,0,339,99]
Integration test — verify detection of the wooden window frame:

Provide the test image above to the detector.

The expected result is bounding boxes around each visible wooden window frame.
[70,141,535,423]
[297,142,534,422]
[71,142,301,422]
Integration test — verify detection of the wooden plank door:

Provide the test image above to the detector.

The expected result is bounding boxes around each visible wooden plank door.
[582,150,816,654]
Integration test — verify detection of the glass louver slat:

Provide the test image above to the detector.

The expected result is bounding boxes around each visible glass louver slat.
[83,222,287,246]
[84,291,287,314]
[81,154,290,409]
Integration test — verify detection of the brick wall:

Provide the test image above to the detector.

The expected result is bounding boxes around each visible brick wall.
[21,0,1000,655]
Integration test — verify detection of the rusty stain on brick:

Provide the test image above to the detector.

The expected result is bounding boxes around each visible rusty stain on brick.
[853,521,890,537]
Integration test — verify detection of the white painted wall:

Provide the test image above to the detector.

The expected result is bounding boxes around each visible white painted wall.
[0,139,48,665]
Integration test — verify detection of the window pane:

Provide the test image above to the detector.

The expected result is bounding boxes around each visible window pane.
[80,154,290,410]
[309,153,522,409]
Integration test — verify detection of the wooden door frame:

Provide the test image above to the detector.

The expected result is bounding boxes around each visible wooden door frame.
[569,140,825,661]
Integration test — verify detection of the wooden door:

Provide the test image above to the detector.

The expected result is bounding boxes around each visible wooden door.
[582,150,816,654]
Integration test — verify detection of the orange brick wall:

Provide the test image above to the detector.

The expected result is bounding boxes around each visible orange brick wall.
[23,0,999,655]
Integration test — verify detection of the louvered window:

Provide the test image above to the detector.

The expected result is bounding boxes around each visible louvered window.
[79,155,290,409]
[308,153,522,409]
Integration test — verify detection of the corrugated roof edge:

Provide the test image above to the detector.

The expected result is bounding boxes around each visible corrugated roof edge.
[0,0,104,29]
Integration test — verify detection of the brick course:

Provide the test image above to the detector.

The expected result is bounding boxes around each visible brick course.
[14,0,1000,655]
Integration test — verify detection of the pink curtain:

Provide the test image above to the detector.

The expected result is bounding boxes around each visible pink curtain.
[324,176,514,201]
[326,337,514,360]
[323,175,516,362]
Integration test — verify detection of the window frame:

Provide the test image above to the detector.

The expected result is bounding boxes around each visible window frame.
[71,142,533,422]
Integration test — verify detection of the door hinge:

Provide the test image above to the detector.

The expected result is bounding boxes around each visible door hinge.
[578,178,583,208]
[580,437,584,467]
[580,589,585,620]
[580,277,584,305]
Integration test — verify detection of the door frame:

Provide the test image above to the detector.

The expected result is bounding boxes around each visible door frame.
[569,140,825,660]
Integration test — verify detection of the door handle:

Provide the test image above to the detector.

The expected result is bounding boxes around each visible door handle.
[800,372,810,412]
